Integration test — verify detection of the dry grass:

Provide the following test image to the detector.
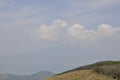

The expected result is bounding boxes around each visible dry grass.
[45,70,114,80]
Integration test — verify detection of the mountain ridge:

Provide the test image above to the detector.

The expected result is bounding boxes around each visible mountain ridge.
[57,60,120,75]
[0,71,55,80]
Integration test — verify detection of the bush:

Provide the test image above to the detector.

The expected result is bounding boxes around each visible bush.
[94,65,120,80]
[111,65,120,80]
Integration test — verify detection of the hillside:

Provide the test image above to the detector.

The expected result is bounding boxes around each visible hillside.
[46,61,120,80]
[58,61,120,75]
[0,71,55,80]
[46,70,114,80]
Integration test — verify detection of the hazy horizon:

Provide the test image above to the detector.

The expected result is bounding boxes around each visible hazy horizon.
[0,0,120,75]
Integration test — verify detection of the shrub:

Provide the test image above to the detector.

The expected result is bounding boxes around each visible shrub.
[94,65,120,80]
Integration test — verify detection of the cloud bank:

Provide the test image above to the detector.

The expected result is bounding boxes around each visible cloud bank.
[33,19,120,42]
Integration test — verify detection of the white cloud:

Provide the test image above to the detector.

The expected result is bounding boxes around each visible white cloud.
[68,24,120,41]
[33,19,120,42]
[34,19,67,41]
[67,24,96,41]
[53,19,67,27]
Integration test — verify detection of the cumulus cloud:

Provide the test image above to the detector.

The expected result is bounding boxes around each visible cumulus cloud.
[33,19,120,42]
[34,19,67,41]
[68,24,120,41]
[67,24,96,41]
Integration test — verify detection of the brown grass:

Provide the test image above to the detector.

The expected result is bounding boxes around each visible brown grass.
[45,70,114,80]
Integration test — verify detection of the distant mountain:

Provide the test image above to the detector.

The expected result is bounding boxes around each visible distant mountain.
[0,73,27,80]
[46,60,120,80]
[28,71,55,80]
[0,71,55,80]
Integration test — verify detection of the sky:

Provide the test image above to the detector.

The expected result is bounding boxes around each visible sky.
[0,0,120,75]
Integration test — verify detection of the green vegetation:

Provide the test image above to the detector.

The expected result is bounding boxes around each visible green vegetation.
[57,61,120,75]
[94,65,120,80]
[46,61,120,80]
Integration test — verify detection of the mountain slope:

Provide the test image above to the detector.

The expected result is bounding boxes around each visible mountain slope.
[46,61,120,80]
[58,60,120,75]
[46,70,114,80]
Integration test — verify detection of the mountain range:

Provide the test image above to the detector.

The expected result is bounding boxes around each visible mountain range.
[0,71,55,80]
[1,61,120,80]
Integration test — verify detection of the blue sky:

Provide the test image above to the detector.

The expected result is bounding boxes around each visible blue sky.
[0,0,120,75]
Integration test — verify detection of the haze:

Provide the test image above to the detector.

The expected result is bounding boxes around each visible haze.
[0,0,120,75]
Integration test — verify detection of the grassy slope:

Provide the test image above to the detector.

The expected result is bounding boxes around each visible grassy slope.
[46,70,114,80]
[46,61,120,80]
